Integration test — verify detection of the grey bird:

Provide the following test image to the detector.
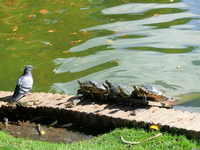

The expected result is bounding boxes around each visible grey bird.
[11,65,34,102]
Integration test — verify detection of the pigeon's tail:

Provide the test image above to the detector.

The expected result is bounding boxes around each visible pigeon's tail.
[11,86,25,102]
[12,94,24,102]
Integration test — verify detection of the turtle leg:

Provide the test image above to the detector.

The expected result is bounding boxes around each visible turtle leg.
[89,89,95,100]
[100,92,104,101]
[142,94,147,103]
[77,89,82,95]
[104,93,108,101]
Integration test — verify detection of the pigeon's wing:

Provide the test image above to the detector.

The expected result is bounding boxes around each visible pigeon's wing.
[12,85,25,102]
[18,75,33,94]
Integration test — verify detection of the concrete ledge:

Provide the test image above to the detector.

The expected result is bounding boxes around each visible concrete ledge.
[0,91,199,138]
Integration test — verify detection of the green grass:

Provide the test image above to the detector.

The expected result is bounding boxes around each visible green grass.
[0,127,199,150]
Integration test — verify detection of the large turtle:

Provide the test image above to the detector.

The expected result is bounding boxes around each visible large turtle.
[133,85,169,101]
[77,80,100,95]
[89,81,108,100]
[118,84,133,98]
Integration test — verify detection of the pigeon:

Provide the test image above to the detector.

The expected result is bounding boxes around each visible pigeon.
[11,65,34,102]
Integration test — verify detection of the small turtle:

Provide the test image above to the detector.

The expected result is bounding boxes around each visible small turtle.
[133,85,167,101]
[89,81,108,100]
[105,80,121,96]
[118,84,133,98]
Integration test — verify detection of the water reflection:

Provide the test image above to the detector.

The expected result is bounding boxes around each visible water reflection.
[50,1,200,112]
[174,92,200,113]
[102,2,189,15]
[51,50,200,99]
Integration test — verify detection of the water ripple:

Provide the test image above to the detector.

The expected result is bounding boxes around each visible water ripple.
[102,3,190,15]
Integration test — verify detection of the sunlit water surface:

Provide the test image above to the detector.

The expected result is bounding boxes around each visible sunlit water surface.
[0,0,200,112]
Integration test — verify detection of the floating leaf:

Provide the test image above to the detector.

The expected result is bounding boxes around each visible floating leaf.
[119,9,125,11]
[70,42,74,45]
[119,34,127,37]
[75,40,82,43]
[39,9,49,14]
[114,60,119,63]
[108,40,114,44]
[27,14,36,19]
[83,30,88,34]
[7,1,13,4]
[9,47,17,50]
[54,10,60,13]
[76,57,81,60]
[26,40,35,43]
[153,14,162,17]
[170,46,174,49]
[11,26,18,31]
[48,29,57,32]
[19,36,25,40]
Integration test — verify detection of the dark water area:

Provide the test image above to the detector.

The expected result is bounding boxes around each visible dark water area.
[0,1,200,111]
[0,117,104,144]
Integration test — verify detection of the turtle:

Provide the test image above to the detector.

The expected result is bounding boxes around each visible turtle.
[105,80,121,96]
[89,81,108,100]
[77,80,100,96]
[118,84,133,98]
[133,85,167,101]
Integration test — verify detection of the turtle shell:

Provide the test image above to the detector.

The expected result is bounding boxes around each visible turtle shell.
[78,80,99,91]
[105,80,121,95]
[118,84,133,98]
[89,81,108,94]
[134,85,164,99]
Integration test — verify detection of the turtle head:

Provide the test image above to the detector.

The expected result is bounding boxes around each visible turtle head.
[105,80,112,87]
[78,80,82,86]
[133,85,140,92]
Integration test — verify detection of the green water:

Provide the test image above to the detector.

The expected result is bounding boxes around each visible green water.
[0,0,200,112]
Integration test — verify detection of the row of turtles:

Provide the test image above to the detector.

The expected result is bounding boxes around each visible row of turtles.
[77,80,175,103]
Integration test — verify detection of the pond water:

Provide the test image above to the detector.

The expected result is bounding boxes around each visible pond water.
[0,0,200,112]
